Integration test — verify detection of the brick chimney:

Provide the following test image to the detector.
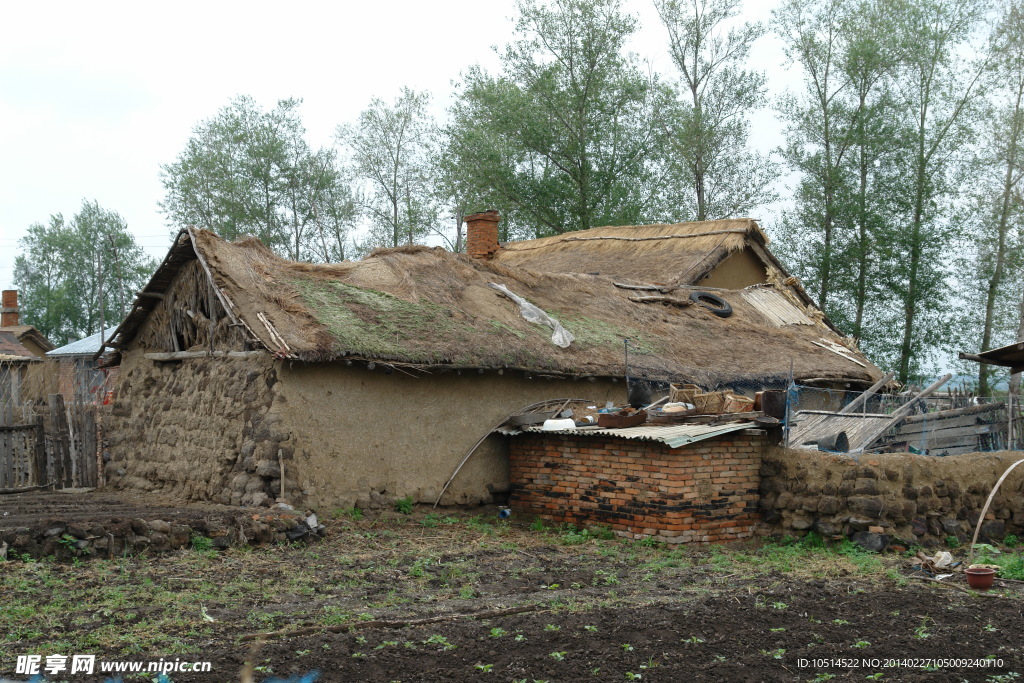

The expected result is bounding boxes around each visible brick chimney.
[1,290,18,327]
[465,210,501,259]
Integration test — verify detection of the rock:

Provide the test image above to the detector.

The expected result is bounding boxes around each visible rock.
[813,520,840,537]
[854,478,880,496]
[774,492,793,509]
[130,518,149,535]
[848,496,885,519]
[980,520,1006,542]
[941,518,961,535]
[851,531,889,553]
[911,518,927,537]
[149,520,170,534]
[818,496,841,515]
[790,516,813,530]
[305,513,318,528]
[868,525,885,534]
[847,517,873,531]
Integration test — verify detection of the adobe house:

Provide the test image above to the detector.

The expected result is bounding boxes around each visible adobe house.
[0,290,55,358]
[97,216,880,512]
[47,331,114,404]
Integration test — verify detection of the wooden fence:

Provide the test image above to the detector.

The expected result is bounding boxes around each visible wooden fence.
[0,394,99,489]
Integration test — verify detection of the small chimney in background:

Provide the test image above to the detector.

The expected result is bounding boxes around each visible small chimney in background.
[1,290,18,327]
[465,210,501,259]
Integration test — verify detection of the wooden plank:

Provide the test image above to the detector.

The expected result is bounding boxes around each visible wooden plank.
[811,340,867,367]
[49,394,70,489]
[0,429,9,487]
[895,414,987,436]
[66,403,78,489]
[81,408,97,487]
[901,401,1003,424]
[32,415,45,486]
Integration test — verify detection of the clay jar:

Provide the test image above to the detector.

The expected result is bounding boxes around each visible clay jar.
[965,567,997,590]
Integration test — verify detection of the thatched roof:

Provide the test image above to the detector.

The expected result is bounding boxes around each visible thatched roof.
[492,219,776,285]
[103,229,881,388]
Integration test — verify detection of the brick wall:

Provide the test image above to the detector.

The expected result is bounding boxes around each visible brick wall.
[509,431,767,544]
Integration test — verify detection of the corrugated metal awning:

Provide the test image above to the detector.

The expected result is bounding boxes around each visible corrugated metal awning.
[497,421,756,449]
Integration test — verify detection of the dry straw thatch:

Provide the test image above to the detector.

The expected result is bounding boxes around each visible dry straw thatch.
[165,229,881,388]
[492,218,769,285]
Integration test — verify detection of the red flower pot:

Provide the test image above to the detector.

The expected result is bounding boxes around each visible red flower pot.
[965,567,997,590]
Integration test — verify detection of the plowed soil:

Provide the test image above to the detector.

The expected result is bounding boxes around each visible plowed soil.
[2,505,1022,683]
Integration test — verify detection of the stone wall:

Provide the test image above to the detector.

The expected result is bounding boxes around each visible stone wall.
[509,431,766,543]
[760,448,1024,547]
[105,354,288,507]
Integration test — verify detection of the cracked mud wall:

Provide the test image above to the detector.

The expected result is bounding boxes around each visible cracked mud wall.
[274,364,625,510]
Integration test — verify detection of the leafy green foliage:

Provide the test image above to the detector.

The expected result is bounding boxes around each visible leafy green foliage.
[161,96,356,262]
[446,0,670,239]
[14,201,155,342]
[394,496,414,515]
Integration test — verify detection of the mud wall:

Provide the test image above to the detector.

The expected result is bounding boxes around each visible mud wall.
[509,431,766,543]
[105,353,285,506]
[274,364,625,510]
[760,449,1024,546]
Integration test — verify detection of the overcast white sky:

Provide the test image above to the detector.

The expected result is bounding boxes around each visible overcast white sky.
[0,0,792,292]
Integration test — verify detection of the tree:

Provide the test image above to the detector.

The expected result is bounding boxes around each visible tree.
[885,0,989,383]
[773,0,859,314]
[160,96,356,261]
[446,0,668,239]
[339,88,438,251]
[13,200,155,343]
[655,0,777,221]
[967,0,1024,395]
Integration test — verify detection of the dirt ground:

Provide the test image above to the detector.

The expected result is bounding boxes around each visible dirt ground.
[2,505,1023,683]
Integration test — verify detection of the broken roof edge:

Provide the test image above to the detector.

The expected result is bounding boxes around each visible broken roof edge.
[498,421,757,449]
[95,227,272,366]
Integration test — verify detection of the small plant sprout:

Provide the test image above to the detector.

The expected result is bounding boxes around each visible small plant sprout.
[833,619,850,626]
[865,674,884,680]
[621,643,634,652]
[713,655,726,663]
[489,627,507,638]
[394,496,414,514]
[770,627,786,633]
[549,651,567,661]
[760,648,786,659]
[475,663,494,673]
[914,617,931,639]
[514,634,527,642]
[809,675,835,682]
[625,674,642,681]
[639,656,659,670]
[544,624,561,632]
[682,636,705,644]
[583,625,598,632]
[984,623,997,633]
[852,640,871,649]
[771,601,788,610]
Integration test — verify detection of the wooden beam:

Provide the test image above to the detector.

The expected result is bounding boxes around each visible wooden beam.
[851,373,952,452]
[144,350,265,361]
[135,291,165,300]
[838,372,896,414]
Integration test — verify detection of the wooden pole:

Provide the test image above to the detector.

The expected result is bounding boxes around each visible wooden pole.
[850,373,952,453]
[32,414,46,486]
